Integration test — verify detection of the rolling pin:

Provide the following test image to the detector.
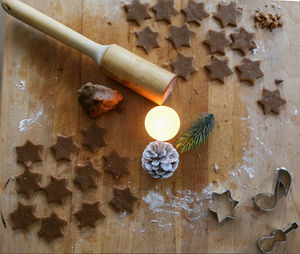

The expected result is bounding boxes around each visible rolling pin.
[1,0,177,105]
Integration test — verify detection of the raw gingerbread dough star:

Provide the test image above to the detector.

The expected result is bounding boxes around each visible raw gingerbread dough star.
[51,134,79,161]
[103,151,129,179]
[257,88,286,114]
[38,212,67,243]
[16,140,43,167]
[74,160,101,192]
[167,23,195,49]
[236,58,264,85]
[230,27,257,55]
[124,0,151,26]
[152,0,179,23]
[109,186,138,213]
[205,56,233,83]
[171,53,196,81]
[213,1,243,28]
[15,166,42,198]
[43,175,72,204]
[74,201,105,228]
[181,0,209,25]
[135,26,160,54]
[82,123,106,152]
[203,29,231,55]
[10,201,39,231]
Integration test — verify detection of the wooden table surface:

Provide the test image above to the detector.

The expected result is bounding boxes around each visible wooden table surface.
[0,0,299,253]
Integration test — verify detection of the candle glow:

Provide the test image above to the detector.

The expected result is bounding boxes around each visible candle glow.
[145,106,180,141]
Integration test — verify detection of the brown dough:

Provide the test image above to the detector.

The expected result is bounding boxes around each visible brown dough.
[74,160,101,192]
[51,134,79,161]
[124,0,151,26]
[152,0,179,23]
[38,212,67,243]
[103,151,129,179]
[77,82,123,119]
[43,175,72,204]
[74,201,105,228]
[135,26,160,54]
[109,186,138,213]
[236,58,264,85]
[203,29,231,55]
[257,88,286,114]
[213,2,242,28]
[10,201,39,231]
[16,140,43,167]
[167,23,195,49]
[205,56,233,83]
[82,123,106,152]
[15,166,42,198]
[171,53,196,81]
[230,27,257,55]
[254,9,283,31]
[181,0,209,25]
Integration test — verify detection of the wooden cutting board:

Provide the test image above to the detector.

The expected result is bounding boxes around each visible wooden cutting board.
[1,0,299,253]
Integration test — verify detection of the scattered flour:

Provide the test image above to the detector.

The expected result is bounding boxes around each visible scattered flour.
[14,80,26,91]
[18,108,43,132]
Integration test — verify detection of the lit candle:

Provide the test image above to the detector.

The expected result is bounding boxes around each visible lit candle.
[145,106,180,141]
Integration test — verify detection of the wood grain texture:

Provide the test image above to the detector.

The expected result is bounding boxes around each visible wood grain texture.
[0,0,299,253]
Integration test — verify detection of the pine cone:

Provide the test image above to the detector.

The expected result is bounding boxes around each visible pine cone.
[142,141,179,179]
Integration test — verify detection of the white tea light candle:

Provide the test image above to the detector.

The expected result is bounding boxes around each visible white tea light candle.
[145,106,180,141]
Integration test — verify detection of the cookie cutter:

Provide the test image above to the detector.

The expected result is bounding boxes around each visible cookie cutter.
[208,190,239,222]
[254,167,291,212]
[258,222,298,254]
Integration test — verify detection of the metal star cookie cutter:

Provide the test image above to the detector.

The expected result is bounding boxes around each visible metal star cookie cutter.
[208,190,239,222]
[258,222,298,254]
[254,167,292,212]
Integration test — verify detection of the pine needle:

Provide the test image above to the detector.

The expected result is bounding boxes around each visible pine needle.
[176,113,215,153]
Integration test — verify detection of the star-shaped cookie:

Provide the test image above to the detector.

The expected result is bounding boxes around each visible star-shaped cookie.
[10,201,39,231]
[167,23,195,49]
[203,29,231,55]
[135,26,160,54]
[74,160,101,192]
[213,2,243,28]
[15,166,42,198]
[43,175,72,204]
[16,140,43,167]
[181,0,209,26]
[208,190,239,222]
[82,123,106,152]
[205,56,233,83]
[103,151,129,179]
[51,134,79,161]
[124,0,151,26]
[38,212,67,243]
[230,27,257,55]
[171,53,196,81]
[152,0,179,23]
[236,58,264,85]
[257,88,286,114]
[74,201,105,228]
[109,186,138,213]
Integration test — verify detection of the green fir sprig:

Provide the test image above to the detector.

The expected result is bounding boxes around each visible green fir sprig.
[176,113,216,153]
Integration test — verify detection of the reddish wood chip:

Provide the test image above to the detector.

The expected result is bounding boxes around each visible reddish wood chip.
[82,123,106,152]
[74,201,105,228]
[171,53,196,81]
[167,23,195,49]
[230,27,257,55]
[10,201,39,231]
[43,175,72,204]
[124,0,151,26]
[51,134,79,161]
[203,30,231,55]
[236,58,264,85]
[135,26,160,54]
[181,0,209,25]
[103,151,129,179]
[213,1,243,28]
[257,88,286,114]
[38,212,67,243]
[16,140,43,167]
[205,56,233,83]
[109,186,138,213]
[74,160,101,192]
[15,166,42,198]
[152,0,179,23]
